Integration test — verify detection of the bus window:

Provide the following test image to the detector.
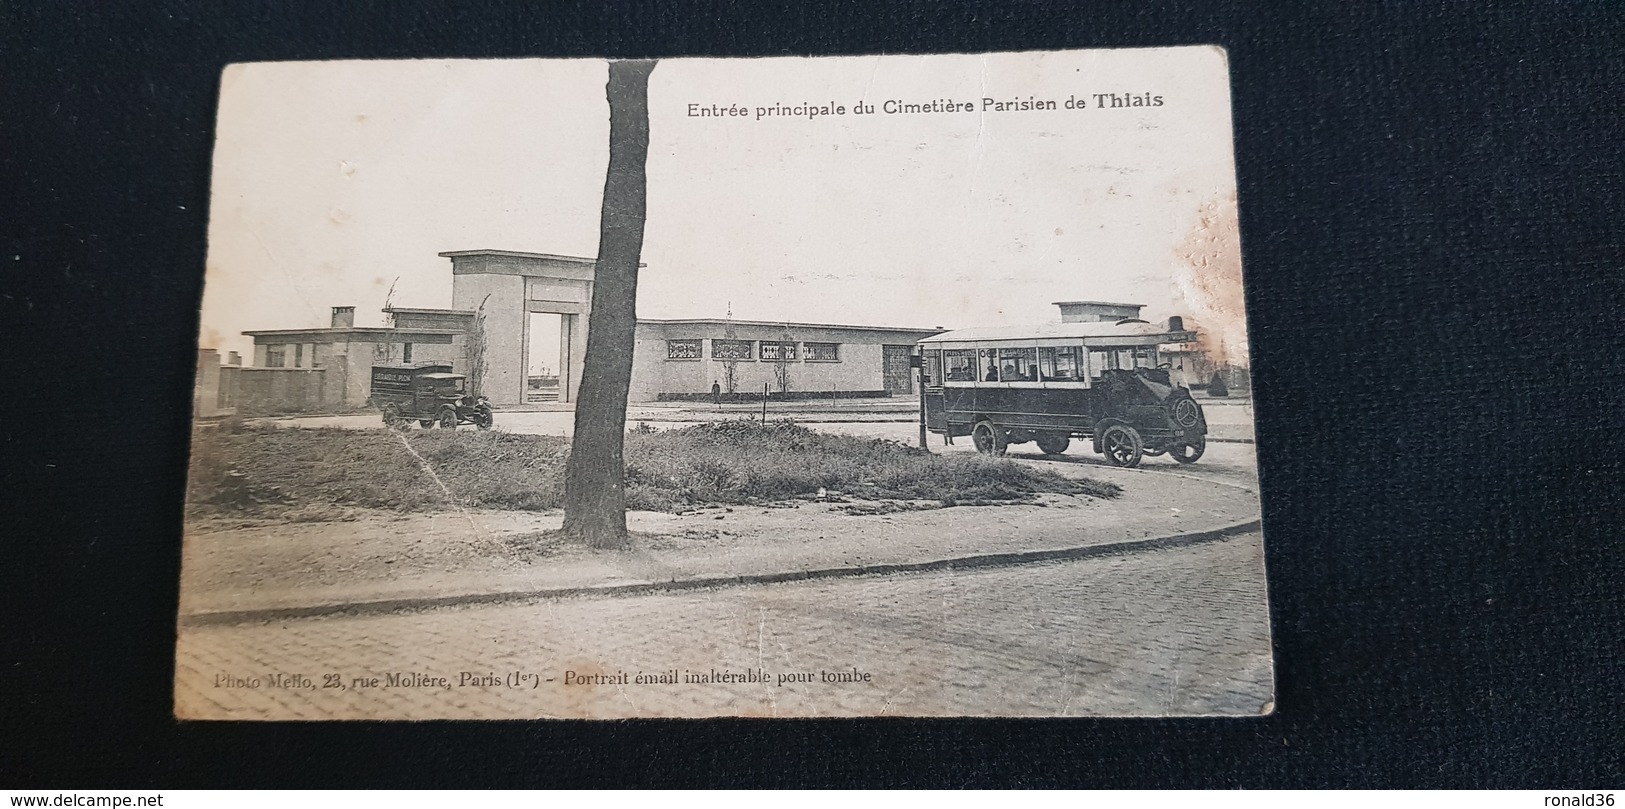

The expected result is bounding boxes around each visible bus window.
[979,348,1000,380]
[1038,347,1058,380]
[997,347,1039,381]
[1102,346,1161,371]
[1133,346,1159,368]
[944,349,976,381]
[1112,348,1149,370]
[1090,349,1112,376]
[1054,347,1081,380]
[924,350,943,386]
[1038,347,1080,381]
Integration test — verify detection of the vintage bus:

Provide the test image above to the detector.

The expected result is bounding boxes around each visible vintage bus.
[918,319,1208,467]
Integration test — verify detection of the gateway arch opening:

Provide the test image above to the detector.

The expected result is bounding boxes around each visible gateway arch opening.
[441,249,596,407]
[526,312,569,403]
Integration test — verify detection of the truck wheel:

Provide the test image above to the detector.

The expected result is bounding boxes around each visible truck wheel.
[1169,435,1206,464]
[419,420,435,428]
[971,420,1008,456]
[1035,433,1070,455]
[437,408,459,430]
[1100,424,1144,468]
[473,406,494,430]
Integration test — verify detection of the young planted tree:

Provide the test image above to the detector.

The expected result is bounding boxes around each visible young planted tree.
[772,324,794,394]
[722,303,738,394]
[560,59,657,549]
[465,293,491,397]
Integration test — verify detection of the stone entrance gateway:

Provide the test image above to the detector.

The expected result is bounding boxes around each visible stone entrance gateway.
[441,250,596,407]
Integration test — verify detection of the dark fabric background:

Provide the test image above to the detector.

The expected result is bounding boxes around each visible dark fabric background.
[2,0,1621,788]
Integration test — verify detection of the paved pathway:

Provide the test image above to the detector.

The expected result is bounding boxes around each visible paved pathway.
[175,532,1272,719]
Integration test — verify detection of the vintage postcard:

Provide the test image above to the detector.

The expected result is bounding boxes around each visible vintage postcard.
[178,47,1271,719]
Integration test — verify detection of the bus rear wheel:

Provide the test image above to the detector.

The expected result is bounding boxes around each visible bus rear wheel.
[1035,433,1070,455]
[971,420,1008,456]
[1099,424,1144,468]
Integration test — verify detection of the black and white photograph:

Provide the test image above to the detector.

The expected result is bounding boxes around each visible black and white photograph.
[176,47,1271,719]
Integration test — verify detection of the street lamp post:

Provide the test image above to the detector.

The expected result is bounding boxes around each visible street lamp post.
[914,348,928,450]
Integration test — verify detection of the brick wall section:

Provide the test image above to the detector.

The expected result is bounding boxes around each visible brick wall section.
[234,368,330,415]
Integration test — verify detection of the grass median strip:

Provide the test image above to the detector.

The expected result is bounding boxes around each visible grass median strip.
[188,419,1118,520]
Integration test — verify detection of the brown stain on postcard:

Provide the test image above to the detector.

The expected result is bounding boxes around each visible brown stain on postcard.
[1172,191,1247,366]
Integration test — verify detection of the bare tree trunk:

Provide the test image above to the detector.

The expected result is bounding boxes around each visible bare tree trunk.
[561,59,656,549]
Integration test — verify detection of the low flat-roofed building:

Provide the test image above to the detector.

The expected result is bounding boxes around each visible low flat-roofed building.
[238,306,469,412]
[631,319,944,401]
[219,249,947,413]
[229,305,942,412]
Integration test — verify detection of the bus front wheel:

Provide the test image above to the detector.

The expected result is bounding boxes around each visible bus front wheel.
[1169,435,1205,464]
[971,420,1008,456]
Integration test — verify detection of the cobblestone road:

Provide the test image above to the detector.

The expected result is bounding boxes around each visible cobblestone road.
[176,532,1272,719]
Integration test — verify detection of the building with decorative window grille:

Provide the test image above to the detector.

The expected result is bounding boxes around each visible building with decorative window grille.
[631,319,944,402]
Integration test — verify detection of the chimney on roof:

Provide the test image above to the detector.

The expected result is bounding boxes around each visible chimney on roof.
[227,351,241,365]
[331,306,355,328]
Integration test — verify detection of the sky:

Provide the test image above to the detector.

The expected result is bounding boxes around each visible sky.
[199,48,1249,363]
